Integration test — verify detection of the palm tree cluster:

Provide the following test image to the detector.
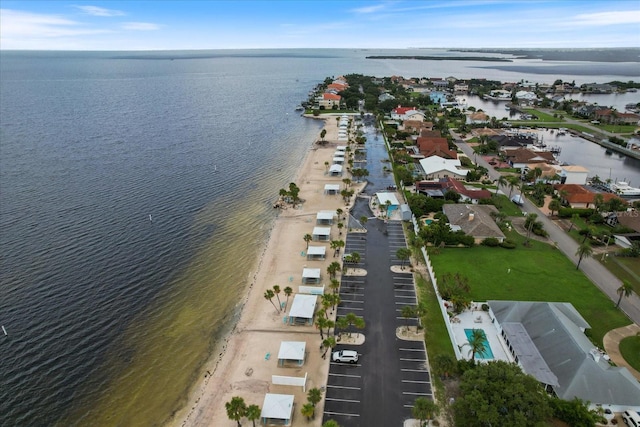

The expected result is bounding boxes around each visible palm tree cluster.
[277,182,301,207]
[264,284,292,313]
[301,387,323,420]
[225,396,261,427]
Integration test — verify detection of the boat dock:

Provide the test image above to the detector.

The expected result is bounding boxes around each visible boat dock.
[567,129,640,160]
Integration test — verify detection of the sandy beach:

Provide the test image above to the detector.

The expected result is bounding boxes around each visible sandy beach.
[170,114,364,427]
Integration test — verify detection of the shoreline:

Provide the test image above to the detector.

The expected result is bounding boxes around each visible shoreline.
[170,113,363,427]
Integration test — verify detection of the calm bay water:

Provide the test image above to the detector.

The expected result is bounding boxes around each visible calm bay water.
[1,49,638,426]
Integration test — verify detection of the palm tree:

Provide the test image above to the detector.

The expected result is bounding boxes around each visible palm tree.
[272,285,282,310]
[359,216,368,227]
[263,289,279,313]
[323,420,341,427]
[303,233,312,249]
[225,396,247,427]
[246,404,261,427]
[412,397,440,427]
[327,261,341,279]
[575,241,593,270]
[568,213,580,232]
[548,199,562,216]
[329,278,340,294]
[349,251,361,264]
[495,175,508,197]
[432,353,456,379]
[396,248,412,269]
[524,213,538,245]
[337,222,344,235]
[321,336,336,359]
[324,161,329,172]
[616,280,634,308]
[507,175,520,199]
[320,129,327,141]
[464,328,487,362]
[315,314,329,340]
[307,387,323,407]
[401,305,416,331]
[283,286,293,309]
[342,178,351,188]
[301,403,315,420]
[336,208,344,220]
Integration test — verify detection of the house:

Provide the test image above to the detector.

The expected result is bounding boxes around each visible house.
[467,112,490,124]
[554,184,625,209]
[521,163,562,183]
[375,192,400,217]
[414,180,446,198]
[391,106,425,121]
[502,148,556,169]
[419,155,468,180]
[441,177,492,203]
[442,204,505,243]
[454,82,469,93]
[429,91,448,105]
[416,136,457,159]
[401,120,433,133]
[317,93,341,109]
[560,165,589,185]
[378,92,396,102]
[489,300,640,409]
[260,394,295,426]
[605,211,640,248]
[515,90,538,101]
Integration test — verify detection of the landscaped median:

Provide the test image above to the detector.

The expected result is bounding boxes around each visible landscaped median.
[427,230,630,346]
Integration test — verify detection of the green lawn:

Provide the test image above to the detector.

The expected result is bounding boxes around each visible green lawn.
[521,108,562,122]
[619,336,640,372]
[492,194,524,216]
[600,256,640,295]
[428,231,630,345]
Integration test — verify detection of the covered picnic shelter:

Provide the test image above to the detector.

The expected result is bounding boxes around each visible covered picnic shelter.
[301,267,321,284]
[277,341,307,366]
[288,294,317,325]
[260,393,294,426]
[316,211,334,225]
[329,164,343,176]
[324,184,340,195]
[306,246,326,260]
[312,226,331,241]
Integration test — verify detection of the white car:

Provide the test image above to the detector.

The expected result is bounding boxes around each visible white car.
[332,350,359,363]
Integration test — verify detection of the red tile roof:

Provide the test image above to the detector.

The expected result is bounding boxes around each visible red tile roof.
[417,137,457,159]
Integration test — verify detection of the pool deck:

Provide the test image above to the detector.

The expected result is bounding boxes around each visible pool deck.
[449,303,512,362]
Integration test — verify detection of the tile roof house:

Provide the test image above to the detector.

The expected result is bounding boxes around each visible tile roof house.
[419,155,468,180]
[402,120,433,133]
[467,112,490,124]
[317,93,341,109]
[489,300,640,408]
[554,184,627,209]
[443,204,505,242]
[391,106,425,121]
[502,148,556,169]
[416,136,457,159]
[441,178,492,203]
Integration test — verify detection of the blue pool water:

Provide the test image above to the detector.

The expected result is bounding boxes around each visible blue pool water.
[424,219,433,225]
[464,328,495,359]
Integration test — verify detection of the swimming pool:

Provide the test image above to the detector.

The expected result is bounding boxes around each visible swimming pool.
[423,218,433,225]
[464,328,495,359]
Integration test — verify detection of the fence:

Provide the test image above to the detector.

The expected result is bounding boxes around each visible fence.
[272,372,308,392]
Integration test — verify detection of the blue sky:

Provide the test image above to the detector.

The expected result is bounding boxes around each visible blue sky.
[1,1,639,50]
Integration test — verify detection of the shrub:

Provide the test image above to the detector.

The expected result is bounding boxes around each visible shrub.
[558,207,594,218]
[500,239,517,249]
[481,237,500,247]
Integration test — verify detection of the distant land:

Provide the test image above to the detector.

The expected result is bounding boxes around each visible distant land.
[451,48,640,63]
[366,55,512,62]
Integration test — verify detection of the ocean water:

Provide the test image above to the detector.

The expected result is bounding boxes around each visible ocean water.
[1,49,638,426]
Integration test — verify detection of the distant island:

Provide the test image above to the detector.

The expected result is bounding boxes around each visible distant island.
[450,48,640,63]
[365,55,512,62]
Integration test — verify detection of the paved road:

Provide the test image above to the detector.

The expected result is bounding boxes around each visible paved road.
[452,133,640,325]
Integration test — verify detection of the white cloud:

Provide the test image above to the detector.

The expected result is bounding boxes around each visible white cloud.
[122,22,160,31]
[0,9,109,38]
[75,5,125,17]
[571,10,640,26]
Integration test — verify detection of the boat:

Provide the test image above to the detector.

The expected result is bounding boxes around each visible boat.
[295,105,304,111]
[609,181,640,197]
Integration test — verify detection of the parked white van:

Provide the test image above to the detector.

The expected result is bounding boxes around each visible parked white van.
[623,409,640,427]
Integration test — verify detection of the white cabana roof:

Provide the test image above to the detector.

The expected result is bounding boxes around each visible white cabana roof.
[376,192,400,206]
[302,268,321,279]
[277,341,306,361]
[261,393,294,420]
[336,145,347,151]
[316,211,334,221]
[312,226,331,236]
[307,246,326,256]
[329,164,343,173]
[324,184,340,191]
[289,294,317,319]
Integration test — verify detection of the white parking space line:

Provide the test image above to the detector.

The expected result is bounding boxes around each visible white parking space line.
[337,306,363,311]
[323,411,361,417]
[325,397,361,403]
[400,358,427,362]
[326,384,362,391]
[328,373,361,378]
[402,380,431,384]
[401,368,429,373]
[399,348,424,352]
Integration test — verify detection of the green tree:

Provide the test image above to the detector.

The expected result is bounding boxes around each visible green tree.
[432,353,457,379]
[548,199,562,216]
[337,222,344,235]
[452,361,552,427]
[463,328,487,362]
[575,241,593,270]
[327,261,341,279]
[301,403,315,420]
[283,286,293,309]
[263,289,279,313]
[307,387,323,407]
[549,397,600,427]
[323,420,341,427]
[272,285,282,310]
[320,129,327,141]
[246,404,261,427]
[401,305,416,331]
[495,175,508,197]
[396,247,412,269]
[412,397,440,427]
[225,396,247,427]
[321,336,336,359]
[616,280,634,308]
[303,233,312,249]
[568,213,580,232]
[507,175,520,199]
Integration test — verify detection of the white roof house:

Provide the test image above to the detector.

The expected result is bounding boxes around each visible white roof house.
[277,341,306,366]
[261,393,294,425]
[333,156,345,164]
[336,145,347,152]
[375,192,400,207]
[312,226,331,241]
[316,211,334,225]
[324,184,340,195]
[329,164,343,176]
[288,294,317,324]
[561,165,589,185]
[306,246,326,260]
[419,155,467,180]
[301,267,321,284]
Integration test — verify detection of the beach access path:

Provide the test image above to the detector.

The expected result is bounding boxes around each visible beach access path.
[171,115,363,427]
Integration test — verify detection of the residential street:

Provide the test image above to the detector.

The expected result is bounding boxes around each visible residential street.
[452,134,640,326]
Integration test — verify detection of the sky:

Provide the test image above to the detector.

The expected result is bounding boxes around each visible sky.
[1,0,639,50]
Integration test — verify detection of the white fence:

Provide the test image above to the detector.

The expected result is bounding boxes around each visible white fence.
[298,285,325,295]
[272,372,308,392]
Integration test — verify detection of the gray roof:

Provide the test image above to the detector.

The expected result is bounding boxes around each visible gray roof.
[490,301,640,406]
[443,204,505,240]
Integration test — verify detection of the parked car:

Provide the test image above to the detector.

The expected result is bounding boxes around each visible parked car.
[623,409,640,427]
[332,350,359,363]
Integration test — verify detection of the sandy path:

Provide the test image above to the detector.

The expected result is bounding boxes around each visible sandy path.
[170,114,363,427]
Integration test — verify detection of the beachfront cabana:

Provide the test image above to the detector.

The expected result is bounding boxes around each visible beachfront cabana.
[260,393,294,426]
[301,267,321,284]
[336,145,347,152]
[332,155,345,164]
[312,226,331,241]
[329,164,343,176]
[277,341,307,366]
[316,211,334,225]
[324,184,340,195]
[306,246,326,260]
[288,294,317,325]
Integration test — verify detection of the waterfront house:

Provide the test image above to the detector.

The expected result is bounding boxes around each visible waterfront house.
[521,163,562,183]
[417,136,457,159]
[391,106,425,122]
[442,204,505,243]
[317,93,341,109]
[560,165,589,185]
[419,155,468,180]
[553,184,625,209]
[467,112,490,125]
[401,120,433,134]
[502,148,556,170]
[441,178,492,203]
[429,91,448,105]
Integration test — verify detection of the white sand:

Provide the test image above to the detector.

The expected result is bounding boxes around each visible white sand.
[170,114,365,427]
